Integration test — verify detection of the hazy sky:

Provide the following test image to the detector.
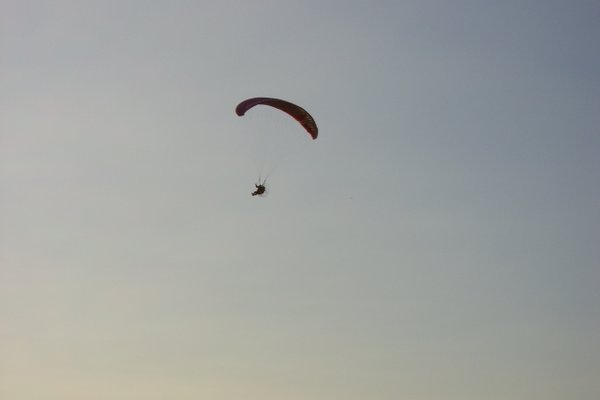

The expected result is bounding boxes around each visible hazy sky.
[1,1,599,399]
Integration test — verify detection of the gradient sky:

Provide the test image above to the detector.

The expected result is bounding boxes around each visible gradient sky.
[1,1,599,399]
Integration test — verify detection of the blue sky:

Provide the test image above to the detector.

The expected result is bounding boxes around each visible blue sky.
[1,1,599,399]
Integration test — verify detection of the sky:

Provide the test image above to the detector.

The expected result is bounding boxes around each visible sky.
[1,1,599,399]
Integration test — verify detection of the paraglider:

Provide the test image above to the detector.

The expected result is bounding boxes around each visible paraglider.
[236,97,318,140]
[236,97,318,196]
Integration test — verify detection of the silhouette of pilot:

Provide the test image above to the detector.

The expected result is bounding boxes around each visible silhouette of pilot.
[252,184,266,196]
